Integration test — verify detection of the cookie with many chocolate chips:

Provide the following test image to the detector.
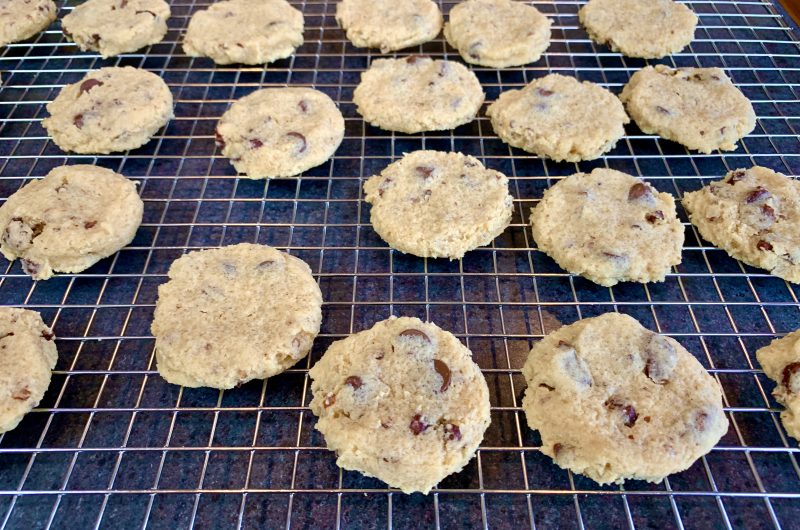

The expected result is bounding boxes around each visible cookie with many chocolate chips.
[682,166,800,283]
[0,165,143,280]
[336,0,442,53]
[309,316,491,494]
[152,243,322,389]
[531,168,684,286]
[0,0,57,47]
[522,312,728,485]
[620,65,756,153]
[0,307,57,434]
[216,87,344,179]
[756,329,800,442]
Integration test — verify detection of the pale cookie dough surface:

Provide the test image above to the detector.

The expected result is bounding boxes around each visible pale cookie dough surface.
[756,330,800,442]
[444,0,551,68]
[62,0,170,58]
[522,312,729,485]
[42,66,173,154]
[183,0,303,65]
[216,87,345,179]
[531,168,684,287]
[579,0,697,59]
[353,56,484,133]
[620,65,756,153]
[682,166,800,283]
[0,165,143,280]
[152,243,323,389]
[364,150,513,259]
[336,0,442,53]
[0,0,57,47]
[309,316,491,494]
[0,307,57,434]
[486,74,629,162]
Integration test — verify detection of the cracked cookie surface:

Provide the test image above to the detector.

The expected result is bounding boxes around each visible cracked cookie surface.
[756,329,800,442]
[0,0,56,47]
[336,0,442,53]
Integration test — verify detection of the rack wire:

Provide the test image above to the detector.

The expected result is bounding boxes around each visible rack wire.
[0,0,799,528]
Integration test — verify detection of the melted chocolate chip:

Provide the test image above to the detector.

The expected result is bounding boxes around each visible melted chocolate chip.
[0,332,13,340]
[298,100,308,113]
[646,210,664,224]
[604,397,638,427]
[84,220,97,229]
[628,182,654,201]
[416,166,434,179]
[215,131,226,150]
[323,394,336,408]
[405,55,427,64]
[757,240,773,251]
[78,78,103,96]
[256,259,276,270]
[41,330,54,341]
[553,443,564,455]
[73,114,84,129]
[409,414,428,435]
[536,88,554,97]
[782,362,800,393]
[745,186,771,204]
[444,423,462,441]
[135,9,157,16]
[761,204,776,221]
[693,410,709,431]
[539,383,555,391]
[345,375,363,389]
[21,259,40,276]
[120,0,128,7]
[399,329,430,343]
[655,105,671,115]
[467,42,482,59]
[727,169,747,184]
[12,387,31,401]
[433,359,451,392]
[644,333,677,384]
[249,138,263,149]
[287,132,306,153]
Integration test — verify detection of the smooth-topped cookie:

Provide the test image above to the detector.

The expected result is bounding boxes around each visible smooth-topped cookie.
[0,0,57,47]
[363,150,513,259]
[353,56,484,133]
[531,168,684,286]
[0,165,143,280]
[336,0,442,53]
[579,0,697,59]
[62,0,170,58]
[486,74,629,162]
[309,316,491,494]
[620,65,756,153]
[444,0,551,68]
[0,307,57,434]
[522,312,729,484]
[215,87,344,179]
[682,166,800,283]
[152,243,322,389]
[756,329,800,442]
[183,0,303,65]
[42,66,173,154]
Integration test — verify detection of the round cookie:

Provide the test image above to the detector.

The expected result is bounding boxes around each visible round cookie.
[682,166,800,284]
[215,87,345,179]
[42,66,173,154]
[62,0,170,58]
[353,56,485,134]
[152,243,323,389]
[336,0,442,53]
[486,74,629,162]
[579,0,697,59]
[0,0,57,47]
[308,316,491,494]
[183,0,303,65]
[531,168,684,286]
[363,150,513,259]
[0,165,143,280]
[522,312,729,485]
[756,329,800,442]
[620,65,756,153]
[444,0,551,68]
[0,307,57,434]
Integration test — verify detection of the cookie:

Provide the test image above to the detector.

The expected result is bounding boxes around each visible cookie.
[183,0,303,65]
[363,150,513,259]
[215,87,345,179]
[579,0,697,59]
[682,166,800,283]
[336,0,442,53]
[0,0,57,47]
[152,243,322,389]
[522,312,728,485]
[444,0,551,68]
[309,316,491,494]
[620,65,756,153]
[42,66,173,154]
[0,307,57,434]
[353,56,484,134]
[62,0,170,58]
[486,74,629,162]
[756,329,800,442]
[531,168,684,286]
[0,165,143,281]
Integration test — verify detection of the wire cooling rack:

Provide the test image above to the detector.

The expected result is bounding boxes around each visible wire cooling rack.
[1,0,799,528]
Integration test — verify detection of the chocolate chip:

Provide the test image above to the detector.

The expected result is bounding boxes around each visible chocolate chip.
[249,138,263,149]
[135,9,157,16]
[761,204,776,222]
[323,393,336,408]
[444,423,462,441]
[553,443,564,455]
[538,383,555,391]
[437,61,450,77]
[84,220,97,229]
[409,414,428,435]
[727,169,747,184]
[646,210,664,224]
[644,333,677,384]
[256,260,276,270]
[628,182,654,202]
[78,78,103,96]
[405,55,427,64]
[287,132,306,153]
[41,330,54,341]
[298,100,308,113]
[0,332,13,340]
[91,33,101,45]
[757,240,773,251]
[556,343,593,389]
[21,259,40,276]
[693,410,710,432]
[433,359,451,392]
[345,375,363,389]
[745,186,771,204]
[655,105,671,115]
[467,42,482,59]
[536,88,554,97]
[215,131,226,150]
[782,362,800,393]
[12,387,31,401]
[120,0,128,7]
[604,397,638,427]
[416,166,434,179]
[399,329,430,343]
[73,114,84,129]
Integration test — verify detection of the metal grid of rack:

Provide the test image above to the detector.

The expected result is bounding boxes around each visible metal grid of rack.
[0,0,799,528]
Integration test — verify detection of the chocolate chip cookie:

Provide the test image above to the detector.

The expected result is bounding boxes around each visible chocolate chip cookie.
[336,0,442,53]
[682,166,800,283]
[152,243,322,389]
[363,150,513,259]
[309,316,491,494]
[215,87,344,179]
[620,65,756,153]
[486,74,629,162]
[756,329,800,442]
[0,0,56,47]
[522,312,729,484]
